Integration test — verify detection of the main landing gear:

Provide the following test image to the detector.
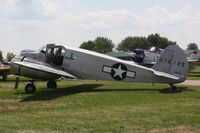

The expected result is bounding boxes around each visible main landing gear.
[25,83,36,94]
[16,79,57,94]
[47,80,57,89]
[24,80,57,93]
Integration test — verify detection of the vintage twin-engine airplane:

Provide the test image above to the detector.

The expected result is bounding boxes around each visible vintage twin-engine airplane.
[10,44,188,93]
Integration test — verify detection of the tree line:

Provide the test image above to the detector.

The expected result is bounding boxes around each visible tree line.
[0,51,15,62]
[80,33,199,53]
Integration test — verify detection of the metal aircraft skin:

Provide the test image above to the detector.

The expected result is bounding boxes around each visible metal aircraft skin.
[10,44,189,93]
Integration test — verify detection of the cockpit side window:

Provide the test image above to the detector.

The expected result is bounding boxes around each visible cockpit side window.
[61,49,65,56]
[47,48,54,55]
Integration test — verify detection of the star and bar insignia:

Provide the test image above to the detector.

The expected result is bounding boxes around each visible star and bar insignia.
[102,63,136,81]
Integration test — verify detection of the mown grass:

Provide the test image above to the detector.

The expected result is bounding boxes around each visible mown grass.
[0,78,200,132]
[188,65,200,80]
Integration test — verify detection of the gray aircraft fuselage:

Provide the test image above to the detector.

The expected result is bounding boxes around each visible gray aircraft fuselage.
[21,44,185,84]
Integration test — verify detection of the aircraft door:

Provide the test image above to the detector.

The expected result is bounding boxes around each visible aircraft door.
[45,45,65,66]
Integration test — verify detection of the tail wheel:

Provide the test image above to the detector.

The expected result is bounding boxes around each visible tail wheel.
[47,80,57,89]
[171,85,177,91]
[25,83,36,93]
[169,83,177,91]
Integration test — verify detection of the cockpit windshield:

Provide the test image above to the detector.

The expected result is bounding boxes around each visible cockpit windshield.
[38,45,46,54]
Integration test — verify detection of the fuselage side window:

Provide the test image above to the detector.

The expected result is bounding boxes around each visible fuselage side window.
[65,49,76,60]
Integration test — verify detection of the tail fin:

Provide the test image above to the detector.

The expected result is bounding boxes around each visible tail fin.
[153,45,188,82]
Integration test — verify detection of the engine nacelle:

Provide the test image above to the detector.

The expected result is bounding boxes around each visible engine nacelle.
[10,56,61,80]
[132,49,145,63]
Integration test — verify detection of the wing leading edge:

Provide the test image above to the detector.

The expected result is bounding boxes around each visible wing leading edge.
[11,60,76,79]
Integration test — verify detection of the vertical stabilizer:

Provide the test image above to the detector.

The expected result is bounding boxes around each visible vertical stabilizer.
[153,45,188,82]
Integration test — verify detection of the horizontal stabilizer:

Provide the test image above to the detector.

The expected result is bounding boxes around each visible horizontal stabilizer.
[153,70,180,80]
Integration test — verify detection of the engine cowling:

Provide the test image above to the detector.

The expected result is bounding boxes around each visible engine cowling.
[10,56,61,80]
[132,49,145,63]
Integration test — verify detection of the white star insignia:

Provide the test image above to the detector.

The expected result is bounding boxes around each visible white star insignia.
[102,64,136,80]
[112,64,126,79]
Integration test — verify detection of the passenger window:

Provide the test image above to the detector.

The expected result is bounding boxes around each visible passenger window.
[65,51,76,60]
[71,53,77,59]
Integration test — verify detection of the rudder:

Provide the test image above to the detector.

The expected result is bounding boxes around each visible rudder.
[153,45,188,82]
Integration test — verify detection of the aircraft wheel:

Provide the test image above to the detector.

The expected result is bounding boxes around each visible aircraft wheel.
[25,83,36,94]
[47,80,57,89]
[171,85,177,91]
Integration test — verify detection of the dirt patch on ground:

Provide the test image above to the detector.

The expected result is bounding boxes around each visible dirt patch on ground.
[179,80,200,86]
[16,130,63,133]
[0,102,55,111]
[150,126,200,133]
[0,99,20,103]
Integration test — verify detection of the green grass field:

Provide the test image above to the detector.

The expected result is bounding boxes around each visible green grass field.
[0,78,200,132]
[188,65,200,80]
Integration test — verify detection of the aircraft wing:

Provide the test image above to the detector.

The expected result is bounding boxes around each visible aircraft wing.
[12,60,76,79]
[0,66,10,72]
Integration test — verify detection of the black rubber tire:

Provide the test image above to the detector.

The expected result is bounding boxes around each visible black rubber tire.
[25,83,36,94]
[47,80,57,89]
[171,85,177,91]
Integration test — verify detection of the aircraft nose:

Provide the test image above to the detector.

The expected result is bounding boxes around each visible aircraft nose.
[20,49,31,56]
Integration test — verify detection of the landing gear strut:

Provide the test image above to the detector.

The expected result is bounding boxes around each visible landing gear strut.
[47,80,57,89]
[169,83,177,91]
[2,72,7,81]
[15,78,57,93]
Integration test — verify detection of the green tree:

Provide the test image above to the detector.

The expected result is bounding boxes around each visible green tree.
[186,43,199,50]
[117,33,176,51]
[117,36,150,51]
[147,33,176,50]
[80,37,114,53]
[0,50,3,62]
[93,37,114,54]
[80,40,95,50]
[6,52,15,62]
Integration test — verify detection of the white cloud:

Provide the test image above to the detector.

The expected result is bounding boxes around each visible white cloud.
[77,10,131,29]
[0,0,19,15]
[134,5,200,48]
[1,2,200,56]
[34,0,62,15]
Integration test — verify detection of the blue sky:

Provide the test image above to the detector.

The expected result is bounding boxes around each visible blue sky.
[0,0,200,56]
